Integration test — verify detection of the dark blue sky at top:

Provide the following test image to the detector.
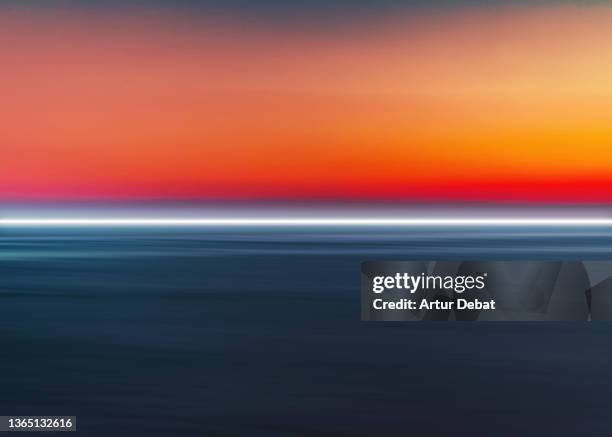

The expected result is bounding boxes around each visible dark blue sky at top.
[2,0,601,17]
[1,1,604,27]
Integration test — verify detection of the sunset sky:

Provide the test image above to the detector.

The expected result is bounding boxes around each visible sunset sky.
[2,1,612,202]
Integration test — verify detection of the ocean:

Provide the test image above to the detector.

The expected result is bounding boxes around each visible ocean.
[1,226,612,435]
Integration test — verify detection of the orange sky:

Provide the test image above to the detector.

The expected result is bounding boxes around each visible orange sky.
[2,5,612,201]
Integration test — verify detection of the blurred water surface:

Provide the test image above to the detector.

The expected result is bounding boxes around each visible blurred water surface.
[1,227,612,435]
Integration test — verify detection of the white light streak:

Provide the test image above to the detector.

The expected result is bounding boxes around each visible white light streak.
[0,218,611,227]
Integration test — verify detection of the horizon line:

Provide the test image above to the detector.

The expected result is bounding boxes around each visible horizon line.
[1,218,612,227]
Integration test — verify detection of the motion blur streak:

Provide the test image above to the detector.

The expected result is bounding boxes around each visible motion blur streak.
[2,218,612,227]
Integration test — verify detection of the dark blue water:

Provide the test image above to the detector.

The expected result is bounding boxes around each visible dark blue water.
[2,227,612,435]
